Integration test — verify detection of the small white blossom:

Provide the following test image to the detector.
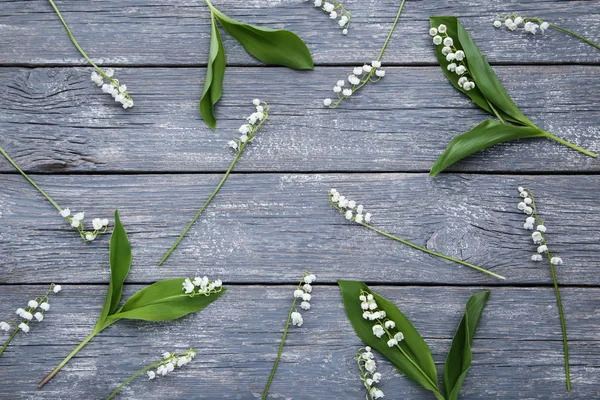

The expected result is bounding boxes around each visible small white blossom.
[0,322,10,331]
[40,302,50,311]
[362,64,372,73]
[540,21,550,33]
[387,338,398,347]
[85,233,96,241]
[301,293,312,302]
[329,11,338,19]
[365,213,372,223]
[300,301,311,310]
[345,210,353,220]
[228,140,238,150]
[34,312,44,322]
[438,24,447,33]
[371,60,381,68]
[364,359,376,373]
[371,388,385,399]
[342,88,352,97]
[375,70,385,77]
[443,37,454,46]
[59,208,71,218]
[536,225,546,233]
[384,320,395,329]
[291,311,303,327]
[493,20,502,28]
[304,274,316,284]
[147,370,156,380]
[394,332,404,342]
[355,214,363,223]
[429,28,438,36]
[524,206,533,215]
[28,300,38,309]
[182,279,195,294]
[323,98,332,106]
[53,285,62,293]
[532,231,543,244]
[537,245,548,253]
[18,323,29,333]
[531,254,543,262]
[551,257,563,265]
[433,35,443,45]
[372,325,385,338]
[253,98,261,106]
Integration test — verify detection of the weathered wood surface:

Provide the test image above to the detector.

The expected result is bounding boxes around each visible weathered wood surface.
[1,65,599,173]
[1,0,600,66]
[1,173,598,285]
[0,285,599,399]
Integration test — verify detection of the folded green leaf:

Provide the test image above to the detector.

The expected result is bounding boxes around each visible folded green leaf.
[443,291,490,400]
[213,8,314,70]
[111,278,226,321]
[97,210,131,328]
[200,12,227,130]
[430,16,532,126]
[339,280,442,398]
[430,119,546,176]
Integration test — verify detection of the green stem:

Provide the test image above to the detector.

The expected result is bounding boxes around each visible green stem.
[376,0,407,61]
[549,23,600,52]
[262,281,302,399]
[547,258,571,391]
[38,324,111,387]
[362,223,506,280]
[158,144,245,266]
[540,131,597,158]
[485,98,505,124]
[0,328,20,357]
[0,144,62,212]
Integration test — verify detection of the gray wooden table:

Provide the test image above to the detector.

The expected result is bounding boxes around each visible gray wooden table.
[1,0,599,398]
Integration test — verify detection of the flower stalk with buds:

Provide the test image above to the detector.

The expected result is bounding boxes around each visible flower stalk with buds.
[262,272,316,400]
[0,284,62,357]
[0,144,111,242]
[323,0,406,108]
[494,14,600,52]
[158,100,269,266]
[356,347,385,399]
[311,0,352,35]
[328,189,505,280]
[47,0,133,108]
[106,349,197,400]
[517,186,570,390]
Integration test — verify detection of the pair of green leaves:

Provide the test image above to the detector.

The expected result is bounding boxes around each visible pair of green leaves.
[339,280,489,400]
[429,16,595,176]
[96,211,226,330]
[201,1,314,129]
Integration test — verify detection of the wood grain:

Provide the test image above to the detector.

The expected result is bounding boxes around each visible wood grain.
[1,173,598,285]
[0,285,598,399]
[1,0,599,66]
[1,65,598,174]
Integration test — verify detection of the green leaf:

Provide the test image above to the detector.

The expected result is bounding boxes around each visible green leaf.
[430,119,547,176]
[200,12,227,130]
[338,280,441,397]
[443,291,490,400]
[96,210,132,328]
[430,16,532,126]
[110,278,226,321]
[213,8,313,70]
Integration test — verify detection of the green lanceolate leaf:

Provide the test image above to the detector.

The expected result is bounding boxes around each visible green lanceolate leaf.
[430,16,532,126]
[96,210,132,328]
[110,278,226,321]
[443,291,490,400]
[430,119,546,176]
[339,280,442,398]
[212,8,314,70]
[200,12,227,130]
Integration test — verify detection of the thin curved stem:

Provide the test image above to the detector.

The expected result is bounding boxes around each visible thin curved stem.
[485,98,505,124]
[548,259,571,391]
[158,146,243,266]
[0,144,62,212]
[549,24,600,51]
[0,328,20,357]
[361,223,505,280]
[540,131,597,158]
[377,0,407,61]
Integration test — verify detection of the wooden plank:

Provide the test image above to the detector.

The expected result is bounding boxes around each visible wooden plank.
[1,0,599,66]
[0,285,598,399]
[1,173,598,285]
[1,65,598,174]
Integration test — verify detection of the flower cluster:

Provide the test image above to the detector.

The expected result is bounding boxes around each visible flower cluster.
[494,15,550,35]
[328,189,372,224]
[182,276,223,296]
[146,349,196,380]
[58,208,109,242]
[430,24,476,91]
[1,284,61,355]
[311,0,351,35]
[517,187,563,266]
[91,69,134,109]
[291,272,316,327]
[323,61,385,108]
[228,100,270,152]
[359,290,405,349]
[355,347,384,400]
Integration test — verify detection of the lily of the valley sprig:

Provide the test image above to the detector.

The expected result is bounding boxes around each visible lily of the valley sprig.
[311,0,351,35]
[262,272,316,400]
[517,186,571,391]
[200,0,312,129]
[339,281,490,400]
[0,144,110,242]
[428,16,596,177]
[328,189,505,280]
[106,349,197,400]
[323,0,406,108]
[356,347,385,399]
[158,100,269,266]
[38,211,225,387]
[47,0,133,108]
[0,284,62,357]
[494,14,600,52]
